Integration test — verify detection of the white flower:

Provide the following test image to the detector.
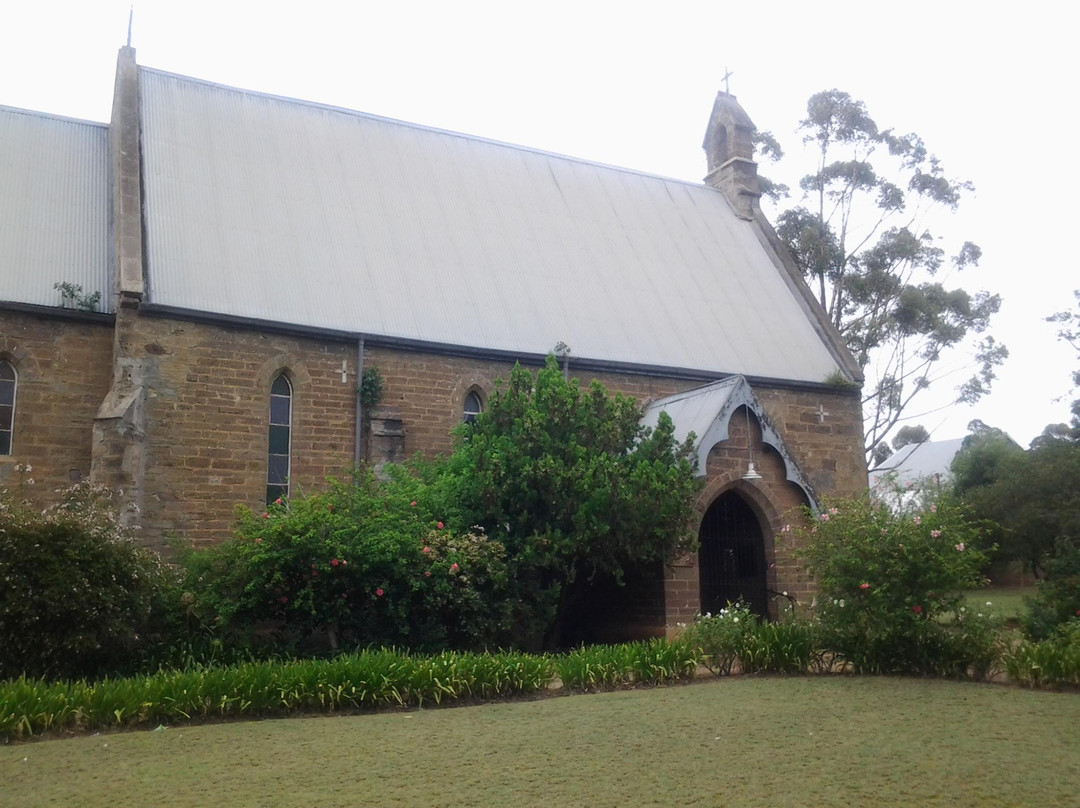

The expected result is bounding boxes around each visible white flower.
[782,591,788,597]
[838,599,845,608]
[732,617,739,623]
[25,478,34,485]
[986,602,992,607]
[23,464,31,473]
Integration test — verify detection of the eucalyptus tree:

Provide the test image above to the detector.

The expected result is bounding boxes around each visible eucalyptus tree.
[769,90,1005,461]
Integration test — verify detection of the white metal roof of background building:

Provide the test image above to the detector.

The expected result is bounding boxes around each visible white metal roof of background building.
[0,107,110,313]
[137,68,848,384]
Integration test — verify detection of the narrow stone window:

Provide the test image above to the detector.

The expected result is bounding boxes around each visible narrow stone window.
[267,373,292,504]
[463,390,483,425]
[0,360,15,455]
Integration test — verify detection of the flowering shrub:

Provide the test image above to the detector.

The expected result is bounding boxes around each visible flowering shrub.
[795,496,1002,676]
[679,603,757,675]
[181,471,512,651]
[0,481,180,680]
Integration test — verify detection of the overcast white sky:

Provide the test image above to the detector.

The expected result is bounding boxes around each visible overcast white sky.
[2,1,1075,448]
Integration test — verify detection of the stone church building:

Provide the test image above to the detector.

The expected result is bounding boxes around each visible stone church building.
[0,47,866,635]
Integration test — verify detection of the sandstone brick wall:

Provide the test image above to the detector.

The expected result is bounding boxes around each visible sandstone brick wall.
[0,309,113,495]
[105,315,359,551]
[3,306,866,630]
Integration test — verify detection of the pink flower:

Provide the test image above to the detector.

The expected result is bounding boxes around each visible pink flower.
[331,558,340,566]
[274,498,282,505]
[859,582,870,590]
[914,516,921,526]
[375,588,384,597]
[437,521,445,530]
[450,563,459,572]
[255,538,262,544]
[422,546,431,554]
[342,560,347,566]
[340,593,347,599]
[912,605,922,615]
[955,543,965,552]
[424,571,431,578]
[780,524,791,534]
[279,596,288,604]
[930,530,941,538]
[828,508,839,516]
[262,512,269,519]
[410,500,417,507]
[819,513,830,522]
[930,504,938,513]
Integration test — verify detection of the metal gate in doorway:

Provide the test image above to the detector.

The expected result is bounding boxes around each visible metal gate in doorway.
[698,491,768,618]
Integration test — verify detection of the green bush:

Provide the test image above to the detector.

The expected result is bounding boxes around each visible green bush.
[1006,619,1080,688]
[1021,543,1080,641]
[795,496,1004,677]
[679,603,756,675]
[0,648,556,740]
[181,471,512,652]
[553,639,699,691]
[0,481,180,680]
[740,619,822,674]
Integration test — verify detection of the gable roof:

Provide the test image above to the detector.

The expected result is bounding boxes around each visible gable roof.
[642,375,817,506]
[0,106,110,312]
[869,438,966,489]
[136,68,851,385]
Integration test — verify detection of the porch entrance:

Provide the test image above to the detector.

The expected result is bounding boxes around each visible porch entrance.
[698,491,768,618]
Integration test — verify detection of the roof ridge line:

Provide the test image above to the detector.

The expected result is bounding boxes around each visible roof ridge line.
[137,65,714,191]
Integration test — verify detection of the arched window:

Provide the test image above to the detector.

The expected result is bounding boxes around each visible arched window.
[463,390,483,425]
[267,373,292,504]
[0,360,15,455]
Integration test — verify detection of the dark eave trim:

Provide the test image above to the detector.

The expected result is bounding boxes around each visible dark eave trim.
[0,300,115,325]
[138,302,863,397]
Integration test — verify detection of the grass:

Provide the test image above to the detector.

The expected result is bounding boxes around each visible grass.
[2,677,1078,807]
[965,586,1035,622]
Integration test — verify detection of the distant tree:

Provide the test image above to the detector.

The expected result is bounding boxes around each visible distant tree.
[870,442,894,469]
[892,424,930,450]
[770,90,1006,462]
[953,434,1079,577]
[1045,290,1080,440]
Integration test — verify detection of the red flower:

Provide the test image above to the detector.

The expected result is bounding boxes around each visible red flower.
[330,558,340,567]
[279,596,288,604]
[424,571,431,578]
[859,582,870,590]
[375,588,384,597]
[410,500,417,507]
[437,521,444,530]
[274,498,282,505]
[311,570,318,577]
[912,605,923,615]
[450,563,459,572]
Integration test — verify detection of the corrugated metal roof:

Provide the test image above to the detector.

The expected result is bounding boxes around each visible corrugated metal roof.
[869,438,967,486]
[138,69,843,382]
[0,106,110,312]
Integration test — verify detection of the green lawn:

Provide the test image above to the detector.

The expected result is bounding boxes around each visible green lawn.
[966,586,1035,622]
[2,677,1077,807]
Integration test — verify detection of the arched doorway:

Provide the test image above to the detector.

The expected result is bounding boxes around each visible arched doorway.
[699,491,768,618]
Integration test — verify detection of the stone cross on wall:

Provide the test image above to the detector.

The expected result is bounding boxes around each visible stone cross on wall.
[722,67,734,95]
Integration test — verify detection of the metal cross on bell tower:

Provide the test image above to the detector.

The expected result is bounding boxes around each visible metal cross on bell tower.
[721,67,734,95]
